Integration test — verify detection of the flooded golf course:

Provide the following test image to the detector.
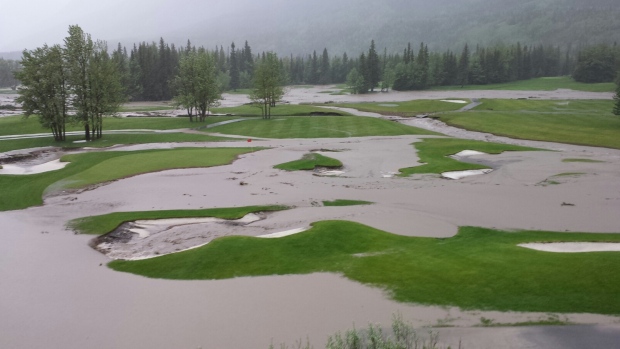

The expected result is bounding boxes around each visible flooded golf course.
[1,87,620,348]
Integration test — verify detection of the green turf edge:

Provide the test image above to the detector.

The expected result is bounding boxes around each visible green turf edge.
[274,153,343,171]
[322,199,373,206]
[398,138,541,176]
[68,205,289,235]
[108,220,620,315]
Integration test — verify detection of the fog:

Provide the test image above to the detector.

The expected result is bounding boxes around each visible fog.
[2,0,618,58]
[1,0,458,54]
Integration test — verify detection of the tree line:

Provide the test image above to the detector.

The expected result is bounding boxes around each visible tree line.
[14,26,620,142]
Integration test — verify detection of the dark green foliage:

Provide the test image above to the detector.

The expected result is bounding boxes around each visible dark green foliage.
[573,45,619,83]
[614,82,620,116]
[0,58,20,88]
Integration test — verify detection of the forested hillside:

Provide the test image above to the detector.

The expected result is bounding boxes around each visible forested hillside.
[167,0,620,55]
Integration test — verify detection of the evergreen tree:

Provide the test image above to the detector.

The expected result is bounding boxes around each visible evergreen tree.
[457,44,470,86]
[229,42,240,90]
[367,40,381,91]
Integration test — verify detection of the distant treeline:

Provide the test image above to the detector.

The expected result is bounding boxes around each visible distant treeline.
[3,38,619,96]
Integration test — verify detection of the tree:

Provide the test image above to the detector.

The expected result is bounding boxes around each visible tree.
[367,40,381,91]
[229,42,240,91]
[250,52,285,119]
[64,25,124,140]
[16,45,69,141]
[172,49,222,122]
[346,68,365,94]
[572,45,617,83]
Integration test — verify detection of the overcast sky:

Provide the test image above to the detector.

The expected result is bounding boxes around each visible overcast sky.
[0,0,257,52]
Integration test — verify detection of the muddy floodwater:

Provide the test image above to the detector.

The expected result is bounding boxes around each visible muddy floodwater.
[1,87,620,349]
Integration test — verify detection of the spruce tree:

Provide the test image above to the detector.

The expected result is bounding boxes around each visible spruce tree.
[229,42,240,91]
[367,40,380,91]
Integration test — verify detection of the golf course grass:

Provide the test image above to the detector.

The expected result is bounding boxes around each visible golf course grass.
[322,200,373,206]
[399,138,539,176]
[0,114,238,136]
[68,205,288,235]
[209,115,437,138]
[212,104,349,116]
[0,147,255,211]
[431,76,616,92]
[330,100,467,116]
[109,220,620,314]
[274,153,343,171]
[440,99,620,149]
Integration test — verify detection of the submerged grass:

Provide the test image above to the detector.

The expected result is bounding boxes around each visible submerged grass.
[322,200,373,206]
[110,220,620,314]
[399,138,539,176]
[68,205,288,235]
[274,153,343,171]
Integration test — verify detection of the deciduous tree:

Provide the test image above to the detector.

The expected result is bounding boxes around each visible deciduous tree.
[250,52,285,119]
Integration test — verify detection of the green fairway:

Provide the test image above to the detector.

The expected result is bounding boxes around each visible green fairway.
[69,205,288,235]
[399,138,539,176]
[209,115,437,138]
[440,99,620,149]
[109,220,620,314]
[330,100,467,116]
[431,77,616,92]
[0,147,254,211]
[274,153,342,171]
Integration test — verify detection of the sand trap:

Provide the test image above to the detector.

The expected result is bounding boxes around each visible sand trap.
[519,242,620,253]
[315,170,345,176]
[94,213,265,260]
[441,169,493,179]
[258,227,308,238]
[452,150,487,157]
[440,99,468,104]
[0,159,68,175]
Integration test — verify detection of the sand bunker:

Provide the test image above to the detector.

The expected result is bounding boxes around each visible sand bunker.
[0,159,68,175]
[440,99,468,104]
[93,214,311,260]
[94,213,266,260]
[441,169,493,180]
[451,150,487,157]
[519,242,620,253]
[258,228,308,238]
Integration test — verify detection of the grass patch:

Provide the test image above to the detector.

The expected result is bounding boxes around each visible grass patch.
[68,205,288,235]
[563,158,605,163]
[210,115,437,139]
[110,220,620,314]
[274,153,342,171]
[331,100,466,116]
[431,77,616,92]
[399,138,539,176]
[322,199,373,206]
[0,147,254,211]
[440,99,620,149]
